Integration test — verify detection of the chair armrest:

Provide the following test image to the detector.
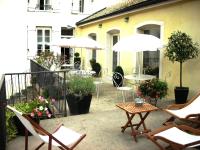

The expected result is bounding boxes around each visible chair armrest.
[166,103,186,110]
[178,125,200,135]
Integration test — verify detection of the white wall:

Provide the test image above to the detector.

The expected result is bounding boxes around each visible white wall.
[0,0,123,75]
[0,1,29,74]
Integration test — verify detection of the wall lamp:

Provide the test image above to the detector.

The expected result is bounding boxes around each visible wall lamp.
[124,17,129,23]
[98,24,102,28]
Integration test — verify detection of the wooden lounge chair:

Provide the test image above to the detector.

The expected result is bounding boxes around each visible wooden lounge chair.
[7,105,86,150]
[146,124,200,150]
[163,93,200,126]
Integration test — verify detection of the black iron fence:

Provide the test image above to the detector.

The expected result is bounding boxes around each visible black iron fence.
[0,60,70,149]
[0,75,7,150]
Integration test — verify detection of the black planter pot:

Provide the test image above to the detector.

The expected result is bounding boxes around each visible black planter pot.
[174,87,189,104]
[66,94,92,115]
[13,115,40,136]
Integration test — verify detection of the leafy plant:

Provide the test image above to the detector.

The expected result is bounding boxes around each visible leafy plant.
[114,66,124,76]
[34,51,57,69]
[14,96,55,118]
[67,75,95,96]
[165,31,199,87]
[6,110,17,141]
[138,78,168,100]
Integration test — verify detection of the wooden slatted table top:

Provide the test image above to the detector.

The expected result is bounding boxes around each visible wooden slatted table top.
[116,102,159,114]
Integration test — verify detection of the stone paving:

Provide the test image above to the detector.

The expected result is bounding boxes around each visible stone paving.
[7,82,197,150]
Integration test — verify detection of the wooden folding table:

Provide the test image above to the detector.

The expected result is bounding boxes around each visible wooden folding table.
[116,102,158,142]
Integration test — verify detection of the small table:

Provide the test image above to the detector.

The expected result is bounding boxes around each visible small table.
[116,102,158,142]
[124,74,155,81]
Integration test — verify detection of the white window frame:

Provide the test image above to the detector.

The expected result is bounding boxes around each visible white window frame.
[36,27,51,54]
[36,0,52,11]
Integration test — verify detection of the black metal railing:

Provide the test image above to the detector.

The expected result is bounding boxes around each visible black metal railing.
[0,75,7,150]
[0,60,70,149]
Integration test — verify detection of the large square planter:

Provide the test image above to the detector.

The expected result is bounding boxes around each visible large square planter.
[66,94,92,115]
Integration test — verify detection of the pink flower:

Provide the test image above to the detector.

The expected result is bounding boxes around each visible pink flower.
[51,98,56,103]
[30,112,35,117]
[37,111,42,117]
[38,96,45,102]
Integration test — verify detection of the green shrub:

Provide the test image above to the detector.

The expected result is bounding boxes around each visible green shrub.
[114,66,124,76]
[138,78,168,99]
[67,75,95,96]
[6,110,17,141]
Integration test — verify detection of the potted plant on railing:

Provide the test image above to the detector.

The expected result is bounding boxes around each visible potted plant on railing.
[165,31,199,104]
[137,78,168,106]
[66,75,95,115]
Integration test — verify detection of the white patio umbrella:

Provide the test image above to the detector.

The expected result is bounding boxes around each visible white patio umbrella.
[112,34,163,52]
[112,34,163,74]
[52,37,103,69]
[53,37,103,50]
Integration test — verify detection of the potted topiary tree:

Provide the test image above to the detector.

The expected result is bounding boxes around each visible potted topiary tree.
[74,52,81,69]
[66,75,95,115]
[165,31,199,104]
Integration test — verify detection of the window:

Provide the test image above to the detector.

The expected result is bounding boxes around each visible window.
[90,35,96,60]
[112,35,119,71]
[79,0,84,13]
[37,27,51,55]
[36,0,51,10]
[61,27,74,38]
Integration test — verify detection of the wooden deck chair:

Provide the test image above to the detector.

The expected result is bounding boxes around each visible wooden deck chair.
[7,105,86,150]
[163,93,200,126]
[146,124,200,150]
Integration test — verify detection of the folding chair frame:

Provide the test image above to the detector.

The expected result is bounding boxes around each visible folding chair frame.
[7,106,86,150]
[163,93,200,126]
[146,124,200,150]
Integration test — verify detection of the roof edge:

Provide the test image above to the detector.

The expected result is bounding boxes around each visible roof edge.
[76,0,175,27]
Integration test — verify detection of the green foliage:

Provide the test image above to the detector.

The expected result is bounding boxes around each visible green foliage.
[34,51,57,69]
[165,31,199,63]
[114,66,124,76]
[165,31,200,87]
[92,62,101,77]
[14,96,54,118]
[74,52,80,58]
[90,58,96,68]
[67,75,95,96]
[138,78,168,99]
[14,101,37,113]
[6,110,17,141]
[42,85,62,99]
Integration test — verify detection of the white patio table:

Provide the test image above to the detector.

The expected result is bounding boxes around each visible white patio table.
[124,74,155,81]
[124,74,156,88]
[69,70,96,77]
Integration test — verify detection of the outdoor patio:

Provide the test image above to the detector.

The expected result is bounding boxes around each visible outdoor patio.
[6,82,198,150]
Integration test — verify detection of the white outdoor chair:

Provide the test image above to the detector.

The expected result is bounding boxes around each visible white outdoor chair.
[163,93,200,126]
[7,105,86,150]
[147,124,200,150]
[112,72,134,102]
[93,70,104,101]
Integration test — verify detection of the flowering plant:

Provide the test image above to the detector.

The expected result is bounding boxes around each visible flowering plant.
[14,96,55,119]
[137,78,168,101]
[30,96,55,118]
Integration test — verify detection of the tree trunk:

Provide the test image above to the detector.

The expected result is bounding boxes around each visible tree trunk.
[180,61,182,87]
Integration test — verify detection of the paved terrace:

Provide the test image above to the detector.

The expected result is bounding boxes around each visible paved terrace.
[7,83,198,150]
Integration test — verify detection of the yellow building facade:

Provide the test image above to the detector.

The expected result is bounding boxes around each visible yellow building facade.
[75,0,200,99]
